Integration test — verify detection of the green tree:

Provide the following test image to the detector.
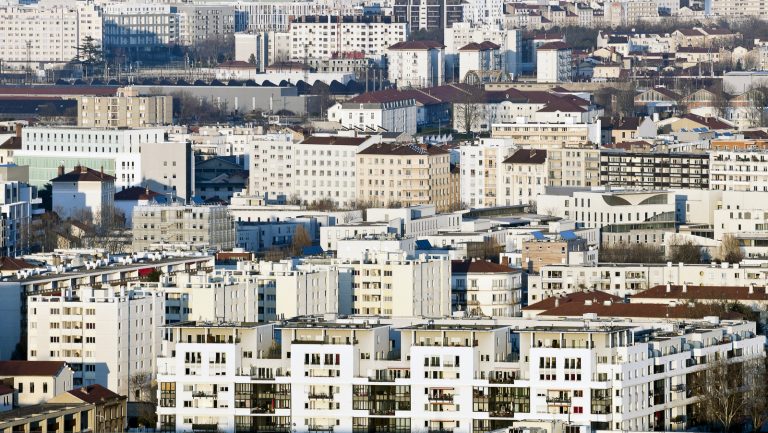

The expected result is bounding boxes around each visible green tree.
[248,53,257,65]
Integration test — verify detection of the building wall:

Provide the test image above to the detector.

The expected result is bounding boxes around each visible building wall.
[52,178,115,224]
[76,90,173,128]
[132,205,235,251]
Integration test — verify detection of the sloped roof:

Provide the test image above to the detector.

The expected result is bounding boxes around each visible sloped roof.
[0,361,66,377]
[300,136,369,146]
[0,257,35,271]
[389,40,444,50]
[451,260,517,274]
[537,300,745,319]
[0,384,13,395]
[678,113,732,130]
[503,149,547,164]
[459,41,501,51]
[115,186,161,201]
[51,166,115,183]
[358,142,448,156]
[633,284,768,301]
[0,136,21,150]
[537,41,570,50]
[523,290,622,311]
[65,384,122,403]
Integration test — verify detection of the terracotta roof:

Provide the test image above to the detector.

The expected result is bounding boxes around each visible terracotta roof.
[349,89,414,104]
[537,41,570,50]
[675,28,705,36]
[0,361,66,377]
[678,113,732,130]
[114,186,161,201]
[66,384,122,404]
[0,136,21,150]
[451,260,517,274]
[647,87,682,100]
[633,284,768,301]
[523,290,622,311]
[458,41,501,51]
[503,149,547,164]
[0,257,35,271]
[51,166,116,183]
[217,60,254,69]
[537,300,745,319]
[0,86,117,97]
[389,40,444,50]
[357,142,448,156]
[0,384,13,395]
[300,136,368,146]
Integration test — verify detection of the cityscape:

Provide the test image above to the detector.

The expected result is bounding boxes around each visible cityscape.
[0,0,765,432]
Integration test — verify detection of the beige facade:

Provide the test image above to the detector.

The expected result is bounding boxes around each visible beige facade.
[547,146,601,187]
[76,87,173,128]
[132,205,235,251]
[356,143,456,212]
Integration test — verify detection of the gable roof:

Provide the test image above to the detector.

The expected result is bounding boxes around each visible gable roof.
[678,113,732,130]
[357,142,449,156]
[114,186,161,201]
[537,300,745,319]
[0,384,13,395]
[537,41,570,50]
[300,136,369,146]
[0,136,21,150]
[0,257,35,271]
[51,166,115,183]
[451,260,517,274]
[65,384,122,403]
[523,290,622,311]
[0,361,66,377]
[459,41,501,51]
[389,40,444,50]
[503,149,547,164]
[633,284,768,301]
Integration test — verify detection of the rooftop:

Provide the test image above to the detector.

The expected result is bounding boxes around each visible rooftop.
[451,260,517,274]
[50,165,115,183]
[634,284,768,301]
[0,361,66,377]
[65,384,123,404]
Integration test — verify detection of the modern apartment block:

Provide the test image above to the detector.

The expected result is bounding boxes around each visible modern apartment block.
[0,3,102,70]
[387,41,445,88]
[600,151,710,190]
[132,204,235,251]
[460,139,516,208]
[156,316,766,433]
[356,143,456,212]
[393,0,464,33]
[27,287,163,397]
[76,87,173,128]
[102,4,179,50]
[248,132,296,202]
[709,147,768,192]
[451,260,522,316]
[0,181,38,256]
[176,4,235,46]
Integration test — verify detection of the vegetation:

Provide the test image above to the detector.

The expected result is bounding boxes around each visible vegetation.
[599,242,665,263]
[667,239,704,264]
[718,234,744,263]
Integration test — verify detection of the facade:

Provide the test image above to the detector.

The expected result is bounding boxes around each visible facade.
[76,87,173,128]
[521,235,591,273]
[132,204,235,251]
[451,260,522,317]
[356,143,455,212]
[536,42,572,83]
[393,0,464,33]
[48,384,127,433]
[0,3,102,70]
[0,181,37,256]
[491,121,601,147]
[600,151,710,189]
[444,23,521,80]
[27,287,162,397]
[460,139,516,208]
[248,133,296,201]
[0,361,73,407]
[327,99,418,135]
[709,146,768,192]
[176,4,235,46]
[195,157,247,204]
[500,149,548,207]
[234,2,335,32]
[387,41,445,88]
[51,166,116,225]
[288,16,407,63]
[102,4,178,49]
[155,316,766,433]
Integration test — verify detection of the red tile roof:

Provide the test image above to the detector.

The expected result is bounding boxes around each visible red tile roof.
[633,284,768,301]
[66,384,122,403]
[523,290,622,311]
[503,149,547,164]
[0,384,13,395]
[357,142,448,156]
[389,40,444,50]
[51,166,116,183]
[451,260,517,274]
[678,113,733,130]
[537,300,745,319]
[459,41,501,51]
[300,136,368,146]
[537,41,570,50]
[0,361,66,377]
[0,257,35,271]
[114,186,161,201]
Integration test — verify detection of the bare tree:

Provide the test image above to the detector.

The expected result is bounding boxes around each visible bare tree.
[694,358,747,432]
[718,234,744,263]
[129,372,157,427]
[599,242,664,263]
[290,225,312,256]
[612,81,638,118]
[454,85,485,134]
[667,238,703,264]
[744,357,768,433]
[746,85,768,128]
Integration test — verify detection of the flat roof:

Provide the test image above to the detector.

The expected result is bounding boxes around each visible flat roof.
[403,323,505,331]
[281,321,388,330]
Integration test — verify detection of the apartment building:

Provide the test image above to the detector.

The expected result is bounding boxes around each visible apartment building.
[155,316,766,433]
[705,0,767,17]
[0,181,38,257]
[102,4,178,49]
[0,361,73,406]
[327,97,418,135]
[709,145,768,192]
[387,41,445,88]
[347,252,451,317]
[536,188,677,245]
[444,23,521,80]
[500,149,548,206]
[451,260,522,316]
[51,165,116,225]
[27,287,163,397]
[536,42,572,83]
[16,127,193,199]
[288,16,407,63]
[234,1,335,32]
[393,0,464,33]
[293,135,378,209]
[132,204,235,251]
[0,3,102,70]
[600,151,710,190]
[356,143,456,212]
[248,132,296,201]
[176,4,235,46]
[491,121,601,147]
[460,139,516,208]
[522,233,592,273]
[76,87,173,128]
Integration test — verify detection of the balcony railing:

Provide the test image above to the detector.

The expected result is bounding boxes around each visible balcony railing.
[490,410,515,418]
[192,391,216,398]
[671,384,686,392]
[308,392,334,399]
[427,394,454,402]
[489,376,515,384]
[546,397,571,404]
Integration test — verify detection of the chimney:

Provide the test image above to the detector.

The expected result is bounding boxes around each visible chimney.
[666,283,671,293]
[555,297,560,307]
[14,123,22,139]
[100,165,104,179]
[57,165,65,177]
[749,283,754,294]
[682,284,687,293]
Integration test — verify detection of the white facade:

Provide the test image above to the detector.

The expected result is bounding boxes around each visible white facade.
[452,261,523,317]
[0,362,73,407]
[176,4,235,46]
[132,204,235,251]
[156,317,766,433]
[537,45,573,83]
[459,139,516,208]
[366,205,463,238]
[51,167,116,224]
[102,3,178,49]
[248,133,296,201]
[27,287,163,397]
[387,44,445,88]
[0,3,102,69]
[328,100,418,135]
[709,149,768,192]
[445,23,521,79]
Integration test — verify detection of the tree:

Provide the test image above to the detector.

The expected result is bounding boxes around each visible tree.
[144,269,163,283]
[612,82,638,118]
[718,234,744,263]
[694,358,748,432]
[744,357,768,433]
[129,372,157,427]
[72,36,105,77]
[667,238,703,264]
[248,53,257,65]
[480,238,503,261]
[454,85,485,135]
[290,225,312,256]
[745,85,768,128]
[599,242,664,264]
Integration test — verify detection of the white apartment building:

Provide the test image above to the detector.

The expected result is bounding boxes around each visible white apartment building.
[248,132,296,201]
[288,15,407,64]
[536,42,573,83]
[132,204,235,251]
[51,165,116,224]
[102,3,178,49]
[321,222,399,252]
[491,120,602,147]
[156,316,766,433]
[16,127,193,199]
[445,23,521,80]
[27,287,163,397]
[535,188,678,245]
[176,4,235,46]
[500,148,548,207]
[0,3,102,70]
[709,148,768,192]
[234,1,335,32]
[366,204,462,238]
[712,191,768,257]
[387,41,445,88]
[0,181,38,256]
[451,259,522,316]
[528,260,768,304]
[293,135,378,209]
[328,98,418,135]
[459,138,516,208]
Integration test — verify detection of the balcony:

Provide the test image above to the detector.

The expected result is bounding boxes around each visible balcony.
[251,406,273,414]
[192,391,216,398]
[546,396,571,405]
[192,424,218,432]
[671,384,686,392]
[489,376,515,384]
[427,394,454,402]
[308,426,334,432]
[369,408,396,416]
[490,410,515,418]
[308,392,334,399]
